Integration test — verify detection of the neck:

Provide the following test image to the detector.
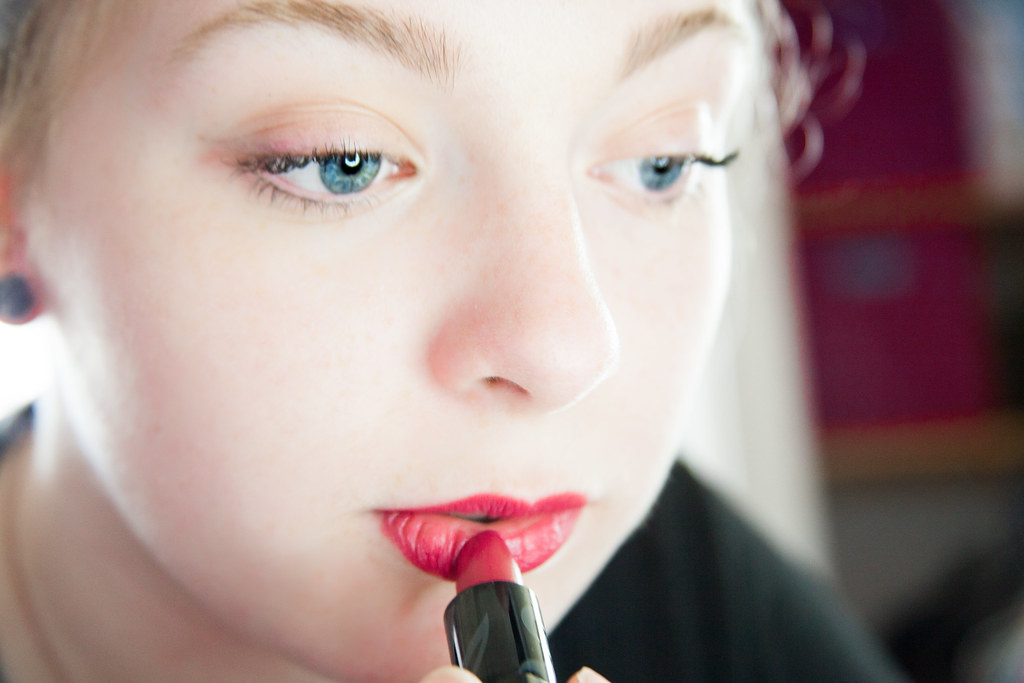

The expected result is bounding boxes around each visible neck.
[0,406,333,683]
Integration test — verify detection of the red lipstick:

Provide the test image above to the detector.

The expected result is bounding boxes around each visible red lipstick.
[454,529,524,593]
[445,531,558,682]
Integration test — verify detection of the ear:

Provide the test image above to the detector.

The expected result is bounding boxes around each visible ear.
[0,171,41,325]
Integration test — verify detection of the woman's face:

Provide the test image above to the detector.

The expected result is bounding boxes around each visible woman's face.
[22,0,756,678]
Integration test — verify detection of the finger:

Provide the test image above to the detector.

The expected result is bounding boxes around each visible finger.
[567,667,612,683]
[418,665,483,683]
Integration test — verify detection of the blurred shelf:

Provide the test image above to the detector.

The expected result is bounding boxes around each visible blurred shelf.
[795,175,1024,234]
[821,410,1024,486]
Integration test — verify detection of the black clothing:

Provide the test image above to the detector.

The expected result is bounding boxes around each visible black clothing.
[549,464,906,682]
[0,406,904,682]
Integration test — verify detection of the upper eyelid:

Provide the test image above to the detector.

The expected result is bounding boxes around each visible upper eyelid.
[591,151,739,175]
[242,149,383,175]
[245,150,390,183]
[213,104,426,167]
[585,99,719,156]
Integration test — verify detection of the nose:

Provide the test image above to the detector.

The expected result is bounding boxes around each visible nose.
[427,184,620,413]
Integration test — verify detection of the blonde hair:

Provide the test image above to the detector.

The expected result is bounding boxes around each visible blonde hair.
[0,0,121,177]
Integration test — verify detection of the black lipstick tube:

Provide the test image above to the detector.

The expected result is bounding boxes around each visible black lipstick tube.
[444,580,557,683]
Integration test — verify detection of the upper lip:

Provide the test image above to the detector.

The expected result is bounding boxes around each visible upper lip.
[399,493,588,520]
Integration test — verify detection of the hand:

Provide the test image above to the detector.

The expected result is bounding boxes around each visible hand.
[418,666,483,683]
[418,666,611,682]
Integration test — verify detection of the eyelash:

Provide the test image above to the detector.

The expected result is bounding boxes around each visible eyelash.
[236,146,739,218]
[678,151,738,172]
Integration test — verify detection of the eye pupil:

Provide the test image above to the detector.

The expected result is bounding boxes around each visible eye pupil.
[650,156,672,174]
[342,151,363,171]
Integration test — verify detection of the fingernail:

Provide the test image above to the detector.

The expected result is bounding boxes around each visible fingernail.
[571,667,607,683]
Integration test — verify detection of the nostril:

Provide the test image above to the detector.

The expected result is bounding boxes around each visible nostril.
[483,376,528,395]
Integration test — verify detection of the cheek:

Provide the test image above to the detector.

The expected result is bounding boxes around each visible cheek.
[572,190,733,483]
[28,143,460,672]
[599,191,732,387]
[603,203,731,484]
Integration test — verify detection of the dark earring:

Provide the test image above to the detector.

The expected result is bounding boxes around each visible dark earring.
[0,274,37,323]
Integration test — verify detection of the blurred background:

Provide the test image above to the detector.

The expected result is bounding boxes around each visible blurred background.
[685,0,1024,680]
[788,0,1024,680]
[1,0,1022,680]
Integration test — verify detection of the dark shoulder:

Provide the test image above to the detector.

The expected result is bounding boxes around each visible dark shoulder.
[550,463,907,683]
[549,464,742,681]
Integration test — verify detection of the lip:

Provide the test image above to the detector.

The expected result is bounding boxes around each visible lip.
[379,493,586,581]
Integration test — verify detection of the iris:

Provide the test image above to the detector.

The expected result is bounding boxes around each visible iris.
[638,156,685,192]
[319,151,382,195]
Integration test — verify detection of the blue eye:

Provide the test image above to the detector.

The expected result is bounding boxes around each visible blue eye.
[639,157,685,191]
[244,147,390,200]
[238,144,415,219]
[596,151,739,202]
[318,151,382,195]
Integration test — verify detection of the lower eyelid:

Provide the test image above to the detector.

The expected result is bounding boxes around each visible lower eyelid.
[250,178,380,219]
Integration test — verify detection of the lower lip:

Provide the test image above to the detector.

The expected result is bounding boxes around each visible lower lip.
[379,497,585,580]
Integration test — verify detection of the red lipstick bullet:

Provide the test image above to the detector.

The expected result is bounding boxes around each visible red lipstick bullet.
[444,531,558,683]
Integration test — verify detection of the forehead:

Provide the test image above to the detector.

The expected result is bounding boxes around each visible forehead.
[130,0,759,78]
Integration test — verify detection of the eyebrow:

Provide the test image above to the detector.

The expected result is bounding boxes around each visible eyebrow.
[173,0,463,88]
[621,8,746,80]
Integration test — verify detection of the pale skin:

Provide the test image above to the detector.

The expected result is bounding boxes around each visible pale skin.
[0,0,758,680]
